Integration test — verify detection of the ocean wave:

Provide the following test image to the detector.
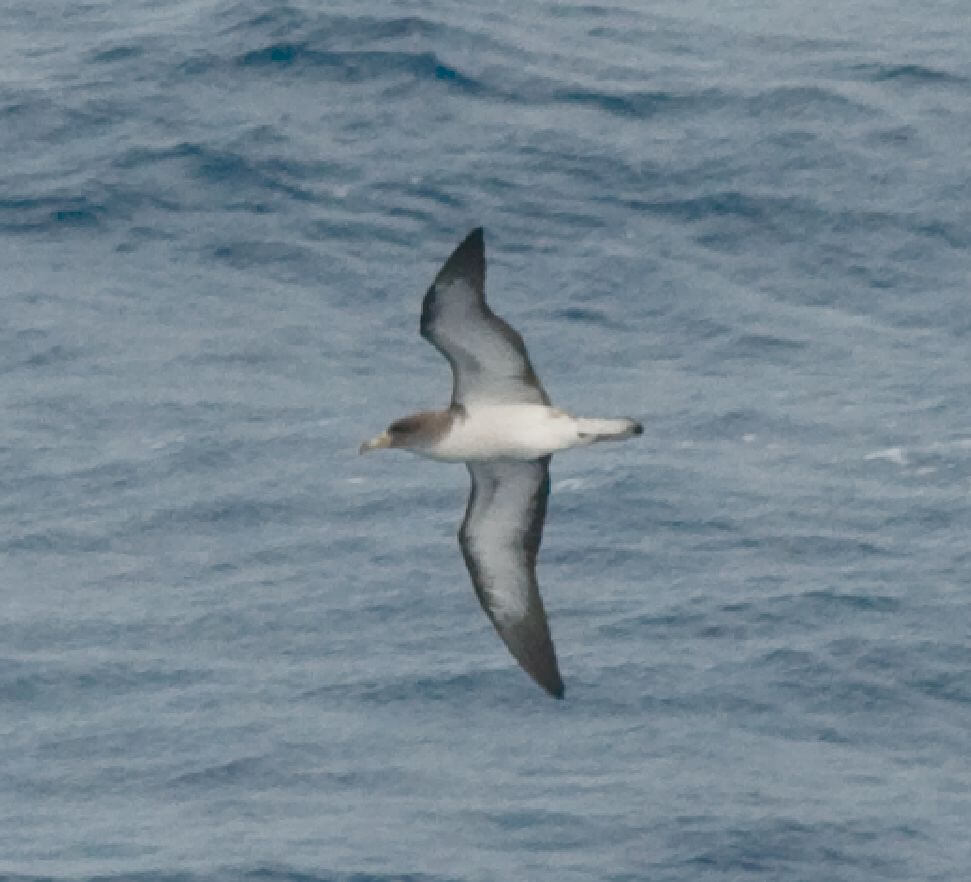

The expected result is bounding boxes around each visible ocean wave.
[678,817,911,876]
[743,84,877,120]
[0,658,206,705]
[234,45,487,95]
[137,495,309,532]
[115,142,319,204]
[551,86,724,119]
[87,43,145,65]
[850,62,968,85]
[0,195,106,233]
[0,870,448,882]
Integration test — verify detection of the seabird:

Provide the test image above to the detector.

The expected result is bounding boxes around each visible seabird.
[360,228,642,698]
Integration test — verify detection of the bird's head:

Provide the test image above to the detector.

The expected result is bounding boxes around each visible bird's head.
[358,411,450,454]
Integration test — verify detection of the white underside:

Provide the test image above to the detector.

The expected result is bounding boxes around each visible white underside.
[420,404,634,462]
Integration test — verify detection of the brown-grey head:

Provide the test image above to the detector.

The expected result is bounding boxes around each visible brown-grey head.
[358,410,453,455]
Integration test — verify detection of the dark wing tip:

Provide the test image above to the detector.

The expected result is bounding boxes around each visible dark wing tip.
[535,659,565,699]
[460,226,484,250]
[433,226,485,294]
[512,648,564,699]
[510,620,565,700]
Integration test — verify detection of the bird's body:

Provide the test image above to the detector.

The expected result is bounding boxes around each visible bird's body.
[360,228,642,698]
[407,404,640,463]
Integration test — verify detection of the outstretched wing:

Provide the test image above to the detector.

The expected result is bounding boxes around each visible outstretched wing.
[459,456,563,698]
[420,228,550,408]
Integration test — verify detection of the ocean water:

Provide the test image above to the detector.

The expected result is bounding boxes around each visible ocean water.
[2,0,970,879]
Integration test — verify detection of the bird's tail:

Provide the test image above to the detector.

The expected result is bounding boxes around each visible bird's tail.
[575,417,643,442]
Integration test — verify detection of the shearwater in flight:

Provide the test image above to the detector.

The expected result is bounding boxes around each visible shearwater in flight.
[359,228,642,698]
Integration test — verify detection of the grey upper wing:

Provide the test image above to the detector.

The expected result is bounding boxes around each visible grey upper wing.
[420,228,551,408]
[459,456,563,698]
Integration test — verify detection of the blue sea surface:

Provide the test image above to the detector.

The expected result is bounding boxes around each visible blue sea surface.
[2,1,970,880]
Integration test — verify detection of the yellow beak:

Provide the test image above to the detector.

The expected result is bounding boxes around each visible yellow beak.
[359,431,391,454]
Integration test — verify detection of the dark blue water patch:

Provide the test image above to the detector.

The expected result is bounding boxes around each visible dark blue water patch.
[882,502,962,530]
[776,671,911,715]
[190,147,305,195]
[257,154,350,185]
[603,586,901,646]
[604,502,746,547]
[137,495,312,533]
[909,218,969,250]
[240,533,364,570]
[0,97,33,120]
[229,7,514,74]
[192,8,484,85]
[864,123,920,149]
[325,15,445,44]
[239,870,450,882]
[2,527,112,555]
[551,86,723,119]
[0,658,207,705]
[830,207,970,250]
[209,239,318,277]
[550,305,619,328]
[672,314,734,342]
[304,665,563,708]
[30,726,174,764]
[168,754,279,789]
[543,541,643,571]
[366,174,474,232]
[832,638,971,705]
[685,406,819,441]
[235,45,487,94]
[715,331,809,365]
[598,605,715,642]
[504,201,609,236]
[551,3,628,19]
[743,84,877,121]
[578,679,770,721]
[382,203,447,229]
[0,871,450,882]
[168,748,424,798]
[761,588,901,620]
[615,188,967,273]
[113,142,319,206]
[154,435,257,476]
[849,62,969,85]
[185,342,285,365]
[757,534,893,563]
[245,871,448,882]
[370,179,466,212]
[88,43,144,64]
[4,341,81,372]
[217,6,445,47]
[0,195,106,234]
[238,42,309,66]
[613,189,822,258]
[673,817,912,877]
[514,135,659,189]
[908,669,971,705]
[214,2,312,37]
[475,807,635,851]
[428,59,486,93]
[0,457,140,516]
[306,217,419,248]
[625,190,814,229]
[174,51,224,77]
